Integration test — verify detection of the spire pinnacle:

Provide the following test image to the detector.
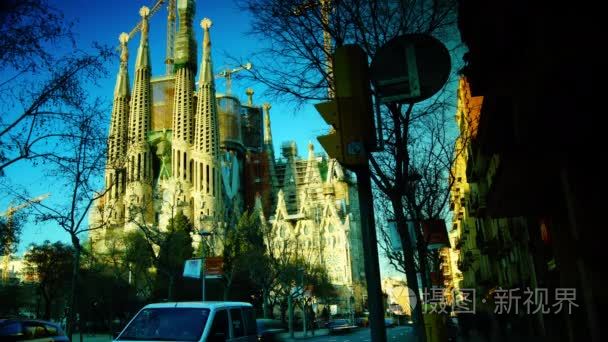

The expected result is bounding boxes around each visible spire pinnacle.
[119,32,129,60]
[263,103,273,145]
[139,6,150,36]
[115,32,130,97]
[135,6,150,68]
[246,88,254,105]
[199,18,214,84]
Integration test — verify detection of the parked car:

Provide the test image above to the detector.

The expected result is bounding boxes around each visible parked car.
[0,318,69,341]
[255,319,286,341]
[327,319,356,334]
[355,316,369,327]
[113,301,257,341]
[384,317,397,328]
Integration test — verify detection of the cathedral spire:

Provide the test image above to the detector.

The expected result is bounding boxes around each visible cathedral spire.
[125,6,153,218]
[263,103,273,148]
[199,18,214,86]
[192,18,222,227]
[114,33,130,98]
[135,6,150,69]
[173,0,196,73]
[171,0,196,186]
[263,102,279,209]
[105,32,131,214]
[304,142,323,201]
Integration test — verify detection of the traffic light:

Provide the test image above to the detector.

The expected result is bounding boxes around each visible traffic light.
[316,44,376,168]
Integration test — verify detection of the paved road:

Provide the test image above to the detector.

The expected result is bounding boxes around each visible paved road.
[301,326,413,342]
[73,326,414,342]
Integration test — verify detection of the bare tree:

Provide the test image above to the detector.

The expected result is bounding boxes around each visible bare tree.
[4,105,112,337]
[237,1,460,340]
[247,216,287,318]
[0,0,111,175]
[373,91,463,283]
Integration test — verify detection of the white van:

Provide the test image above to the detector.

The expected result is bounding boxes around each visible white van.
[114,302,257,342]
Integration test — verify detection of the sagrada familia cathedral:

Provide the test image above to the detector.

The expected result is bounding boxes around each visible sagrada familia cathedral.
[90,0,366,313]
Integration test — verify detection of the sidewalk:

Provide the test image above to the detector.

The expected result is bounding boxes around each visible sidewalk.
[276,328,330,341]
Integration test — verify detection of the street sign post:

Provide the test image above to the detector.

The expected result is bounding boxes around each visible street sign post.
[183,258,202,278]
[370,34,451,104]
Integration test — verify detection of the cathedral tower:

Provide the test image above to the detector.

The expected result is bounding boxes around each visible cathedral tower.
[171,0,196,191]
[192,18,222,228]
[263,103,278,207]
[125,6,153,223]
[105,32,131,222]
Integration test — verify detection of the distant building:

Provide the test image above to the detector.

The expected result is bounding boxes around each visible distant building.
[268,142,366,314]
[381,277,411,316]
[3,257,27,282]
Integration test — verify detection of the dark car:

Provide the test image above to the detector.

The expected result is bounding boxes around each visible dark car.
[256,318,286,341]
[355,317,368,327]
[327,319,356,334]
[384,317,396,327]
[0,318,69,342]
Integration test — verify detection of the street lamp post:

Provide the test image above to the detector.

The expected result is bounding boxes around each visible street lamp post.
[301,269,307,337]
[350,286,355,325]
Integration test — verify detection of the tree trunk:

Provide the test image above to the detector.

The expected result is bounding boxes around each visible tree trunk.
[416,223,430,290]
[66,244,81,339]
[392,198,427,342]
[262,287,270,318]
[42,288,51,320]
[168,276,174,301]
[223,274,233,301]
[280,300,287,323]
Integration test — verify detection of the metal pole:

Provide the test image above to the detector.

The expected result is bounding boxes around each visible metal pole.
[201,233,206,302]
[202,253,206,301]
[302,271,307,336]
[354,162,387,342]
[288,294,294,338]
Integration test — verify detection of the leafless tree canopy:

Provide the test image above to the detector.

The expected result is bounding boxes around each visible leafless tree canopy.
[0,0,112,175]
[237,0,458,104]
[0,0,73,74]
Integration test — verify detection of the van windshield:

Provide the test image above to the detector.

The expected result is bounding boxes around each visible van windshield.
[117,307,210,341]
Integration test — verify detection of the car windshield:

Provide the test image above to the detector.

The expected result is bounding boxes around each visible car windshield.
[117,308,210,341]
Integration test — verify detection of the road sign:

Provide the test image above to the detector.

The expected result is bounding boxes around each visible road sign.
[370,34,451,104]
[183,258,202,278]
[205,257,224,276]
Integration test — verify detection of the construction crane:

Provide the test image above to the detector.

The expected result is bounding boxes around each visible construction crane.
[1,193,50,282]
[215,62,253,95]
